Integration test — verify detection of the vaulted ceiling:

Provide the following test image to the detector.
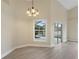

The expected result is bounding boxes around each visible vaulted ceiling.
[3,0,78,10]
[26,0,78,10]
[57,0,78,10]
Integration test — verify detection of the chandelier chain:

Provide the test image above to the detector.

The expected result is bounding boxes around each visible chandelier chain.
[32,0,34,7]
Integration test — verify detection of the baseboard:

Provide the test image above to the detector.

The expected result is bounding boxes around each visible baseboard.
[15,44,29,49]
[28,44,51,47]
[67,40,78,43]
[1,44,51,59]
[1,48,15,59]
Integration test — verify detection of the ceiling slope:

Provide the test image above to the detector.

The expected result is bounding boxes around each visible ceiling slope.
[57,0,78,10]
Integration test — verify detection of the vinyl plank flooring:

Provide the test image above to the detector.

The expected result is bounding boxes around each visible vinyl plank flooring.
[2,42,78,59]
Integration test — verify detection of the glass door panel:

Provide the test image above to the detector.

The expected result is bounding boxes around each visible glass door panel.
[54,23,62,44]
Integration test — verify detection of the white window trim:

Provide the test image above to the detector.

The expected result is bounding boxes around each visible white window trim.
[33,19,47,42]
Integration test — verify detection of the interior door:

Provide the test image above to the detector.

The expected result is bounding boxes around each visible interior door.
[54,23,62,44]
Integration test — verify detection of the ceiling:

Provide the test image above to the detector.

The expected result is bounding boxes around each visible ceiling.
[57,0,78,10]
[25,0,78,10]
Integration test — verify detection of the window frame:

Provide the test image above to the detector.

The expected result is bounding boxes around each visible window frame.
[33,19,47,41]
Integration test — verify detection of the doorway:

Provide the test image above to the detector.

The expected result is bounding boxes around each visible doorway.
[54,23,63,44]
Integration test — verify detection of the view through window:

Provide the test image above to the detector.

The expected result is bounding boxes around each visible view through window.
[34,20,46,40]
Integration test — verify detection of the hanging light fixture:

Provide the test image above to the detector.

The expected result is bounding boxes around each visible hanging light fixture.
[26,0,39,17]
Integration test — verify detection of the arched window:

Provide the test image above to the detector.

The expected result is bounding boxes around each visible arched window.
[33,19,47,41]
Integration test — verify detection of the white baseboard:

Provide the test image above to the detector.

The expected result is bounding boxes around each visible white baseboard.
[1,44,52,59]
[16,44,52,49]
[1,48,15,59]
[26,44,52,47]
[67,40,78,43]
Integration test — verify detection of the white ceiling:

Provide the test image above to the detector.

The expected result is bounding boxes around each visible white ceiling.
[57,0,78,10]
[25,0,78,10]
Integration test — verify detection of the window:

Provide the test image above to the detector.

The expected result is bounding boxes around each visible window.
[33,19,47,41]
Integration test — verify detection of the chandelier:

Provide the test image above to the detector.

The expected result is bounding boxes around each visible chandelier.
[26,0,39,17]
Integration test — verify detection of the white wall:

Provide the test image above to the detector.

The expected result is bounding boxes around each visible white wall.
[67,7,78,42]
[1,0,17,57]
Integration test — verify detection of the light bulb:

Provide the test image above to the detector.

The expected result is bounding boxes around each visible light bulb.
[32,9,35,13]
[26,10,30,14]
[36,12,39,15]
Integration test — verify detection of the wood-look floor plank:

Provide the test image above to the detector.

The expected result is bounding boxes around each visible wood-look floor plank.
[2,42,78,59]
